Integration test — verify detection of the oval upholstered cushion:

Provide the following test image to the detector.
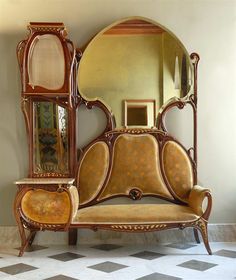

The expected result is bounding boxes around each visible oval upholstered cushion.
[78,141,109,205]
[21,189,70,224]
[162,141,193,201]
[98,134,173,201]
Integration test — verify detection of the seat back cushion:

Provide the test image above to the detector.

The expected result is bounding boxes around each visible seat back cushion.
[162,141,193,201]
[78,133,194,205]
[98,134,173,201]
[78,141,109,205]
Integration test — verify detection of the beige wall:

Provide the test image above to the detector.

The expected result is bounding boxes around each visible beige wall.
[0,0,236,225]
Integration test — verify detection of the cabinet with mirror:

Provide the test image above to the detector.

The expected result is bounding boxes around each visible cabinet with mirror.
[17,22,77,177]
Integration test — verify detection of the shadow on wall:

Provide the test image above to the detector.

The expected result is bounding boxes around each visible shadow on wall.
[0,32,28,225]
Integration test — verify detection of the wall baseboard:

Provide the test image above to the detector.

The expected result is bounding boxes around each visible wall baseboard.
[1,224,236,247]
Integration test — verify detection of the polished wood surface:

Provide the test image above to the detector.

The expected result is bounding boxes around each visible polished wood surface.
[14,20,211,258]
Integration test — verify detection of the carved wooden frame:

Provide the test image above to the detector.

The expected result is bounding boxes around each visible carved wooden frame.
[17,22,76,96]
[157,53,200,169]
[76,129,197,208]
[17,23,77,177]
[15,21,212,258]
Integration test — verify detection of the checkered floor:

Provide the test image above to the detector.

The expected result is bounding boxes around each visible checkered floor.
[0,242,235,279]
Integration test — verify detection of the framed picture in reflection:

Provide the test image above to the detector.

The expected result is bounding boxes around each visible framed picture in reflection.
[123,99,156,128]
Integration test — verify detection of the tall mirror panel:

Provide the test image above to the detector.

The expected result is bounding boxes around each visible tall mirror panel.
[33,101,69,175]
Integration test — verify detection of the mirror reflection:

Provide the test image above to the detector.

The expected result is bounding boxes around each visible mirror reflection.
[78,18,193,128]
[33,101,69,174]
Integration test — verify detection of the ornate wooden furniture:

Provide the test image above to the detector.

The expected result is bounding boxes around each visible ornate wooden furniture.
[14,178,77,256]
[15,18,212,257]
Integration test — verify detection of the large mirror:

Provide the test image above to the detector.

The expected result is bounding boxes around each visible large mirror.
[33,101,69,175]
[78,17,194,128]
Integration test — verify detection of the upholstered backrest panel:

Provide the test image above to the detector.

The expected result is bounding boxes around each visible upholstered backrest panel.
[98,134,173,200]
[162,141,193,201]
[78,142,109,205]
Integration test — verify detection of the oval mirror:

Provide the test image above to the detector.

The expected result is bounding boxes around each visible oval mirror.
[78,17,194,129]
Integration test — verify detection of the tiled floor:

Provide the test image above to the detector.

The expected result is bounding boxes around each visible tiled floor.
[0,242,235,279]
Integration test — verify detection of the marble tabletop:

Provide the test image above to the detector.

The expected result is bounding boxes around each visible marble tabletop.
[14,178,75,185]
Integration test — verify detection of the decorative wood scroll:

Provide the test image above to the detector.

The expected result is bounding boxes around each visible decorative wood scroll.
[17,23,77,177]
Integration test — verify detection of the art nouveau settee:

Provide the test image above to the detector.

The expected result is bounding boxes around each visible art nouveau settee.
[15,129,212,256]
[14,19,212,257]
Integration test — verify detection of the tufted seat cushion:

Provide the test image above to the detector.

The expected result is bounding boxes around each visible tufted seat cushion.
[72,204,199,225]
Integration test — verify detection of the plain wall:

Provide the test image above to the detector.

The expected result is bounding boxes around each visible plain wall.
[0,0,236,225]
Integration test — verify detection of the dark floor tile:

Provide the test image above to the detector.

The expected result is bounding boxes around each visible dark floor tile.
[166,243,197,250]
[44,275,78,280]
[131,251,164,260]
[88,261,128,273]
[0,263,38,275]
[91,244,122,251]
[136,272,182,280]
[48,252,85,262]
[214,249,236,258]
[177,259,217,271]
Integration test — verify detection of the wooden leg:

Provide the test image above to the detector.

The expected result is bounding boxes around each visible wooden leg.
[196,219,212,255]
[69,228,77,245]
[19,230,36,257]
[193,228,201,244]
[28,231,37,246]
[17,221,27,257]
[14,189,38,256]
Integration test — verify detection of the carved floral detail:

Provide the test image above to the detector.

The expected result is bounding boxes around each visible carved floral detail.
[129,188,142,200]
[33,173,69,178]
[111,224,167,231]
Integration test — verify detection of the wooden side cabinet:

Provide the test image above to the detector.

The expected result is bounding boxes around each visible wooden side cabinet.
[14,178,75,256]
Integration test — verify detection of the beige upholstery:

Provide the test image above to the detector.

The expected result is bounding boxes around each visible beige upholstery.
[72,204,199,224]
[162,141,193,201]
[21,189,71,224]
[78,142,109,205]
[20,133,210,235]
[99,134,173,200]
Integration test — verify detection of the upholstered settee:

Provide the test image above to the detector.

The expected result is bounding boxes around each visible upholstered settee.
[15,130,212,256]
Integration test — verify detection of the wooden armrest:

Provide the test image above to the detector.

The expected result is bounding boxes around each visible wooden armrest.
[188,185,212,220]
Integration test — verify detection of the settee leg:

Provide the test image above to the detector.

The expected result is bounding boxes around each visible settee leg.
[19,230,37,257]
[193,228,200,244]
[195,219,212,255]
[28,231,37,246]
[69,228,77,245]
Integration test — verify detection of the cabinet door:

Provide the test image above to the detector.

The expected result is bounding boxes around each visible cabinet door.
[28,34,65,91]
[17,22,75,96]
[33,101,70,176]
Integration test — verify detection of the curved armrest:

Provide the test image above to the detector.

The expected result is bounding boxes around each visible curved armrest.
[188,185,212,220]
[68,185,79,222]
